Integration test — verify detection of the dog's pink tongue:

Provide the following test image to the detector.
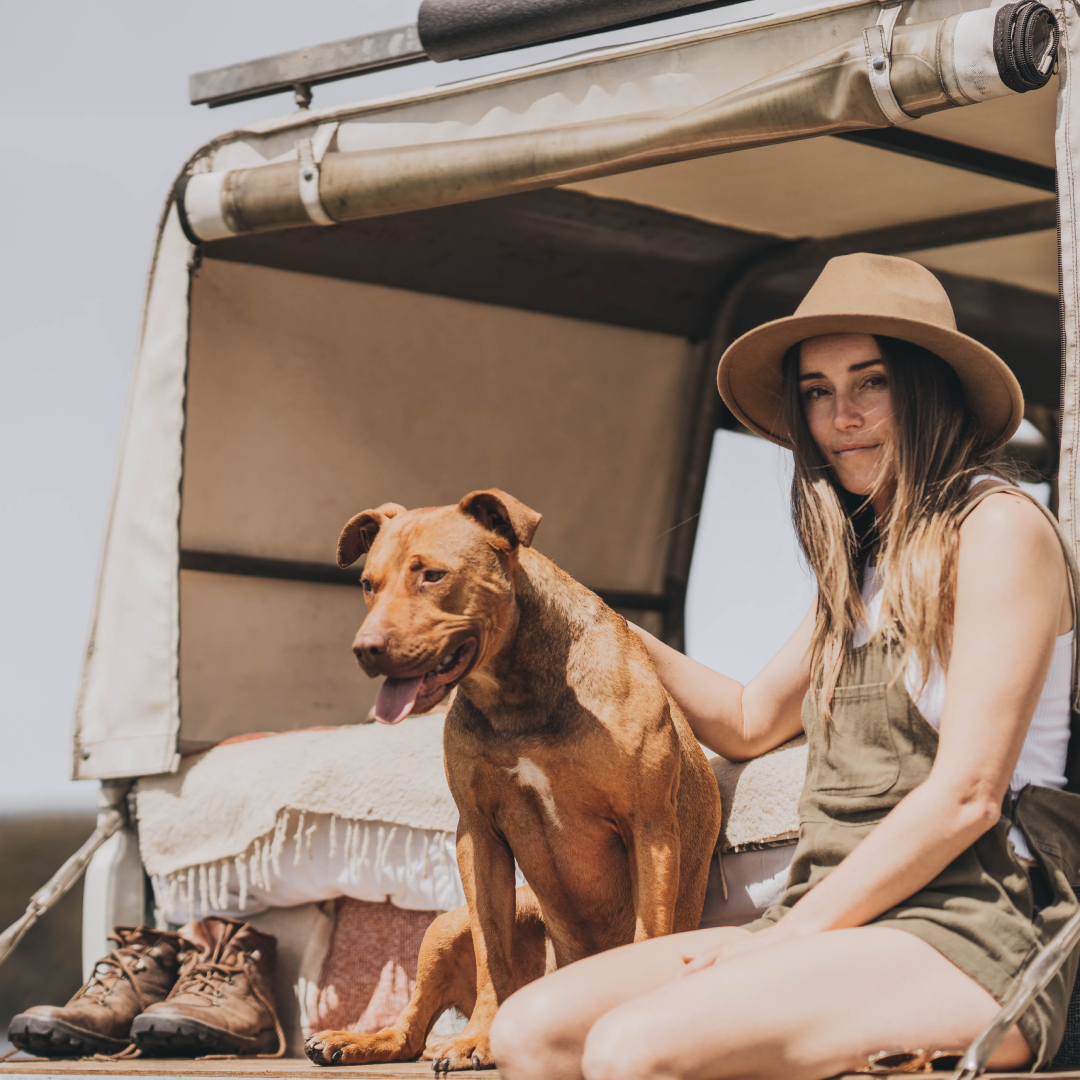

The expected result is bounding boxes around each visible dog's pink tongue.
[375,677,424,725]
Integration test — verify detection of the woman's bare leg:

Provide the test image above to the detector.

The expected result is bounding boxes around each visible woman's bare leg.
[490,927,752,1079]
[491,926,1031,1080]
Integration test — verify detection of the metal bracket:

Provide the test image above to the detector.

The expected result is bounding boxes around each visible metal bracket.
[863,3,915,125]
[297,122,339,227]
[0,783,128,975]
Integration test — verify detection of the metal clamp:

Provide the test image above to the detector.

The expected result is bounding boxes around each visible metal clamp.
[863,2,914,125]
[297,121,339,226]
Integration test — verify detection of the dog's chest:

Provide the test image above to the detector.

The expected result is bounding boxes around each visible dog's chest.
[500,755,624,859]
[497,753,633,930]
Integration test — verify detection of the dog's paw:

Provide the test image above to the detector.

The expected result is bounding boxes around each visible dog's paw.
[425,1031,495,1071]
[305,1029,409,1066]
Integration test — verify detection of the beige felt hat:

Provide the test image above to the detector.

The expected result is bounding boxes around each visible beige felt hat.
[716,253,1024,450]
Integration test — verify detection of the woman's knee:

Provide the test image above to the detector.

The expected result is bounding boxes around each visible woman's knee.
[491,981,582,1080]
[581,1007,683,1080]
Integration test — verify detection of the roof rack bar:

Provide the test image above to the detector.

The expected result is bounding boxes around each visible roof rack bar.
[189,1,744,108]
[838,128,1056,192]
[189,25,426,108]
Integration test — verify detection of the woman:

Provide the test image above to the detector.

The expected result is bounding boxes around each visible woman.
[488,253,1080,1080]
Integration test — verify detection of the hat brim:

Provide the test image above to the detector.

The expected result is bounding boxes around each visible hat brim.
[716,313,1024,451]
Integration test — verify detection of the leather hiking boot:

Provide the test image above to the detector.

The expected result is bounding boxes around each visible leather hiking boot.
[131,917,283,1057]
[8,926,186,1057]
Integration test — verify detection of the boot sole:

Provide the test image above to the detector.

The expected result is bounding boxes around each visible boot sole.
[7,1013,131,1058]
[130,1015,278,1057]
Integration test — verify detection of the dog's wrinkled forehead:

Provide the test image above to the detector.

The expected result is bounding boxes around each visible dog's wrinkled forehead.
[365,507,494,573]
[337,489,541,573]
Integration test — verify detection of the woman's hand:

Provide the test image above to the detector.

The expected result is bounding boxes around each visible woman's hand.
[680,923,807,975]
[626,610,812,761]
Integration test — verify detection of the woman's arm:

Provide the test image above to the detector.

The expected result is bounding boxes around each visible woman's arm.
[630,606,812,760]
[701,492,1068,957]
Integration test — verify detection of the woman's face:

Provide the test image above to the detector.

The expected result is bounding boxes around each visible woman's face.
[798,333,896,504]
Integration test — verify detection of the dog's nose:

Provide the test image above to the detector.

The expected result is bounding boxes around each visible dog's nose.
[353,629,389,666]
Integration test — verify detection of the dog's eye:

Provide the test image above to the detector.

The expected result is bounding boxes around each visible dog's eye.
[422,570,447,584]
[360,578,374,593]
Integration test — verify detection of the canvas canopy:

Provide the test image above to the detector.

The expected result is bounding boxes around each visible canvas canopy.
[73,0,1073,780]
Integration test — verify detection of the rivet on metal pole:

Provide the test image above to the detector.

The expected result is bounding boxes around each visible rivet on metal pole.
[294,82,313,110]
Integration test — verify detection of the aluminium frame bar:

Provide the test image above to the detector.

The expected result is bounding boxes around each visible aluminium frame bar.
[188,0,754,109]
[189,26,426,108]
[839,129,1056,192]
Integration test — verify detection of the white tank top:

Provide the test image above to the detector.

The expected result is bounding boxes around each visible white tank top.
[853,487,1073,860]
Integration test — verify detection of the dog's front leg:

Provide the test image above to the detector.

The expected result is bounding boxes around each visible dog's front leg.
[433,813,517,1070]
[627,811,681,942]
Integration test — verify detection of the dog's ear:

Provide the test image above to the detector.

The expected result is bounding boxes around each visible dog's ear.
[458,489,541,549]
[337,503,406,567]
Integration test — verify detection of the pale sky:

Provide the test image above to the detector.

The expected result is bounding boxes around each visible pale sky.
[0,0,809,812]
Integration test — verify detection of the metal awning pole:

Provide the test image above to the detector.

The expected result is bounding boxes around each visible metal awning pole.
[0,782,127,973]
[1056,0,1080,554]
[955,5,1080,1073]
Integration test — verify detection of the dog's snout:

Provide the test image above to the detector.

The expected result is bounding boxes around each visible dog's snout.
[352,628,389,666]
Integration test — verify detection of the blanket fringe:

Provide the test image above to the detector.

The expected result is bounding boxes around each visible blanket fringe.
[293,812,306,868]
[152,810,458,921]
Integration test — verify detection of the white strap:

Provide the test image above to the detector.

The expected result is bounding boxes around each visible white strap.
[297,121,338,227]
[863,3,915,125]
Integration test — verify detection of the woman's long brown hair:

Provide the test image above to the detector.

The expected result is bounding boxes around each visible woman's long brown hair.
[783,336,998,714]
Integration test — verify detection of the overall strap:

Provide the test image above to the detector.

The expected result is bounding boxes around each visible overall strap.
[957,482,1080,718]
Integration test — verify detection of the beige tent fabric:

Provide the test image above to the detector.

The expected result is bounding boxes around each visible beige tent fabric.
[569,122,1052,241]
[178,571,380,748]
[182,259,695,586]
[73,206,191,780]
[710,736,807,852]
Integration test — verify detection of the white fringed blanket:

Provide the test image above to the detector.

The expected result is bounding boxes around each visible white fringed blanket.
[135,714,807,919]
[135,715,459,915]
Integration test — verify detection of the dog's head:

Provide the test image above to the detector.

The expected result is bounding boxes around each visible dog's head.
[338,489,542,724]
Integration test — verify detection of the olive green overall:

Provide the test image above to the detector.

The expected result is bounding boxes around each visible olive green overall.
[745,485,1080,1068]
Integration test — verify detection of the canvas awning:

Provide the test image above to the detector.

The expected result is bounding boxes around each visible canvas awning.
[178,0,1047,237]
[73,0,1068,780]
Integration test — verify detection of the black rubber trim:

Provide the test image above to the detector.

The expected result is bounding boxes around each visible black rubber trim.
[173,173,202,246]
[418,0,739,62]
[7,1013,130,1058]
[179,549,668,613]
[837,129,1055,192]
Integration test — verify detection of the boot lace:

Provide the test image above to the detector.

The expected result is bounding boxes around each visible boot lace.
[168,960,236,1003]
[75,933,150,1013]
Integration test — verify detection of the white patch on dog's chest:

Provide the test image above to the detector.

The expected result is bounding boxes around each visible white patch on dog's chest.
[507,757,562,829]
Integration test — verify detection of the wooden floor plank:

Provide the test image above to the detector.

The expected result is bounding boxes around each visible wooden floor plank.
[7,1064,1080,1080]
[0,1061,495,1079]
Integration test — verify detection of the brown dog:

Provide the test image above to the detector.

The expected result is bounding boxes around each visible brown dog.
[305,489,721,1070]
